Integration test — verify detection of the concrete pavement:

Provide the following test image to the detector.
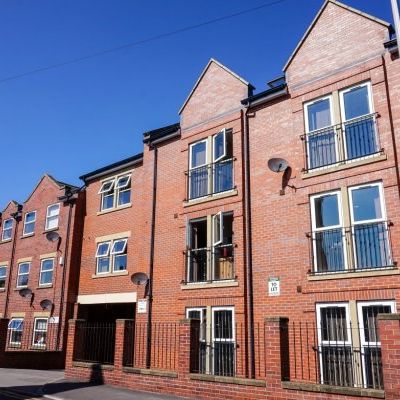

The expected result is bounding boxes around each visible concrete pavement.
[0,369,183,400]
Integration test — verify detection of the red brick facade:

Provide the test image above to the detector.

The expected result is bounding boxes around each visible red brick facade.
[0,175,84,368]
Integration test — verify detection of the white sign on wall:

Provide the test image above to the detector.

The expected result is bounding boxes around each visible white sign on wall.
[268,277,280,296]
[49,316,59,324]
[137,299,148,314]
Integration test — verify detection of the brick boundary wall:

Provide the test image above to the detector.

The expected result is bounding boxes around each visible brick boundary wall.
[0,318,65,369]
[64,316,400,400]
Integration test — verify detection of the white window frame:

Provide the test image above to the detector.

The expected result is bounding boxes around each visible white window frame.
[213,129,226,163]
[98,179,115,194]
[357,300,395,389]
[45,203,60,231]
[310,191,348,271]
[8,318,23,346]
[39,258,54,286]
[212,306,235,343]
[212,211,223,246]
[110,238,128,255]
[23,211,36,236]
[189,139,208,170]
[115,175,131,190]
[339,82,376,161]
[348,182,389,269]
[186,307,207,342]
[1,218,13,241]
[17,262,30,288]
[95,241,111,274]
[0,265,6,288]
[316,303,352,386]
[304,95,338,170]
[32,317,48,348]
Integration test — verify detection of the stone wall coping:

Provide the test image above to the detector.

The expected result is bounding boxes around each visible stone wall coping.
[122,367,178,378]
[264,316,289,323]
[377,313,400,320]
[282,381,385,398]
[189,373,266,387]
[72,361,114,371]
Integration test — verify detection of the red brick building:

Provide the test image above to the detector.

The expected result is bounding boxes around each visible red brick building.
[0,174,84,368]
[65,1,400,399]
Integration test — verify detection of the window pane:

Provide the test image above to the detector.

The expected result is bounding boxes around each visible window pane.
[41,259,54,271]
[102,193,114,210]
[97,257,110,273]
[99,180,114,193]
[46,215,59,230]
[351,186,382,222]
[214,131,225,161]
[111,239,127,254]
[4,220,12,229]
[362,305,391,343]
[19,263,30,274]
[308,128,337,169]
[96,242,110,257]
[118,190,131,206]
[307,99,332,131]
[191,142,207,168]
[315,230,345,272]
[40,271,53,285]
[320,307,347,341]
[343,85,370,120]
[25,212,35,223]
[18,274,29,287]
[114,254,127,271]
[24,221,35,235]
[214,310,233,340]
[314,194,340,228]
[116,176,130,189]
[47,205,60,217]
[0,267,7,278]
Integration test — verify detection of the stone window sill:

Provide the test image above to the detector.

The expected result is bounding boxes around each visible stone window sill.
[308,267,399,281]
[189,374,266,387]
[123,367,177,378]
[183,189,238,207]
[43,228,59,234]
[36,284,53,289]
[181,280,239,290]
[96,203,132,216]
[301,153,387,179]
[282,381,384,398]
[0,239,12,244]
[21,233,35,239]
[72,361,114,371]
[92,271,129,279]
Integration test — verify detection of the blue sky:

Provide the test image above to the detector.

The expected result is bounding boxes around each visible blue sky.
[0,0,393,208]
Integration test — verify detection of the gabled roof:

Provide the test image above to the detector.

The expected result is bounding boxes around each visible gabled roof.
[1,200,19,213]
[179,58,254,115]
[24,174,78,203]
[283,0,391,72]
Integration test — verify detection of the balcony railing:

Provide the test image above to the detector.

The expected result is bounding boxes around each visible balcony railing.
[285,321,384,390]
[308,221,394,274]
[301,113,382,172]
[184,244,235,283]
[186,158,234,201]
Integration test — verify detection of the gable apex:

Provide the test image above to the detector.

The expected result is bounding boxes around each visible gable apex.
[179,58,253,115]
[283,0,391,72]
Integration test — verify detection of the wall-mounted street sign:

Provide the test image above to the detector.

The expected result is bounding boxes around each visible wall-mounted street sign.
[268,277,280,296]
[138,299,148,314]
[49,316,59,324]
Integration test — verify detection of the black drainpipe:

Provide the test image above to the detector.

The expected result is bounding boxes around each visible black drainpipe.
[56,190,76,351]
[242,106,255,379]
[146,144,158,369]
[4,205,22,317]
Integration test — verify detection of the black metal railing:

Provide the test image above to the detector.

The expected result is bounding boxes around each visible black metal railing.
[301,113,381,172]
[190,321,266,379]
[186,158,234,200]
[123,321,179,371]
[308,221,394,274]
[184,244,235,283]
[6,321,60,351]
[73,322,116,365]
[285,321,384,390]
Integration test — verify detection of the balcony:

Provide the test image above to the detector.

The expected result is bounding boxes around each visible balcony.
[308,221,395,275]
[186,158,234,201]
[301,113,382,172]
[184,244,235,283]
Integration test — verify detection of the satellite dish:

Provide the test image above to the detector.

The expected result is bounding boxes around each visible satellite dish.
[40,299,53,310]
[18,288,32,298]
[268,158,288,173]
[131,272,149,286]
[46,231,60,242]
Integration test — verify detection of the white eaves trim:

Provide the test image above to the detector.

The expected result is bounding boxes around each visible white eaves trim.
[77,292,137,304]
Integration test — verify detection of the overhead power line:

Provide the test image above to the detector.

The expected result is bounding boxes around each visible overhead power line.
[0,0,289,84]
